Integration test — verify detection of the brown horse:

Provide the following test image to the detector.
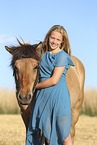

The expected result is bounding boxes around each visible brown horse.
[5,40,85,141]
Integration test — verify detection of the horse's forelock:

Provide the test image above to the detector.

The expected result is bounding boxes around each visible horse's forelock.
[10,43,41,69]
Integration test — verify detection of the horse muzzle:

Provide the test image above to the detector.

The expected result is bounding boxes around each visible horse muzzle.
[17,92,33,105]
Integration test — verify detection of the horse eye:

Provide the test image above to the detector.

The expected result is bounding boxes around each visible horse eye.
[34,66,37,69]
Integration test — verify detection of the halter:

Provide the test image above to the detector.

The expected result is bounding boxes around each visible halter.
[32,62,40,94]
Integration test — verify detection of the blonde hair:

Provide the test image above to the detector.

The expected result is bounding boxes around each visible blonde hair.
[42,25,71,55]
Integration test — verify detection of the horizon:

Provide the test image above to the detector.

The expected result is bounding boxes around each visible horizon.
[0,0,97,89]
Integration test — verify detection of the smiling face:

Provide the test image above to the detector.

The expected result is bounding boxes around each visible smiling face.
[49,31,63,51]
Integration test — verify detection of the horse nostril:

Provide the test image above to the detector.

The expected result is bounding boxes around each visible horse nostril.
[26,94,31,100]
[18,94,22,100]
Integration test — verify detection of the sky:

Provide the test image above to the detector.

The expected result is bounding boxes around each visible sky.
[0,0,97,89]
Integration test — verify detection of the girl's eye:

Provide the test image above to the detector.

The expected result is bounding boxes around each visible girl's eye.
[51,37,55,39]
[57,39,60,41]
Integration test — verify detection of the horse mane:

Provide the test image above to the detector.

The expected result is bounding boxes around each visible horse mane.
[9,40,41,68]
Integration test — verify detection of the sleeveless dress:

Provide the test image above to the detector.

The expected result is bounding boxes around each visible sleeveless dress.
[26,50,74,145]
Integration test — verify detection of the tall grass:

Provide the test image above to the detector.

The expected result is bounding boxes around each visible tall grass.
[80,88,97,116]
[0,88,20,114]
[0,87,97,115]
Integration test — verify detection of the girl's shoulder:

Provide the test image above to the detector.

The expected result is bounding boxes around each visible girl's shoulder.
[56,50,70,59]
[55,50,74,67]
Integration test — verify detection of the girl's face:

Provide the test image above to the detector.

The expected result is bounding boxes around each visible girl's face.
[49,31,63,50]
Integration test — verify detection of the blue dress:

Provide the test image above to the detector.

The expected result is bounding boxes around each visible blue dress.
[26,50,74,145]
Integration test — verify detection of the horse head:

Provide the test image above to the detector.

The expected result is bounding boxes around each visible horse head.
[5,40,43,106]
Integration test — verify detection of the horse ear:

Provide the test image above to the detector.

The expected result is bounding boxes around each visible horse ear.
[36,42,44,54]
[16,37,23,46]
[5,46,13,55]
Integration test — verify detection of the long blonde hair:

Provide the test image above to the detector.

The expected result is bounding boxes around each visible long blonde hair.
[42,25,71,55]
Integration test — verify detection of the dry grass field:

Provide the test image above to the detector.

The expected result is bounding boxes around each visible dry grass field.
[0,88,20,114]
[0,114,97,145]
[80,88,97,116]
[0,87,97,144]
[0,87,97,116]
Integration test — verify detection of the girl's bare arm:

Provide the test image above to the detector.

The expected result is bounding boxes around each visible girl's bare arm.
[36,66,65,89]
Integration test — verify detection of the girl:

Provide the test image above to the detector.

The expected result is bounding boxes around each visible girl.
[26,25,74,145]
